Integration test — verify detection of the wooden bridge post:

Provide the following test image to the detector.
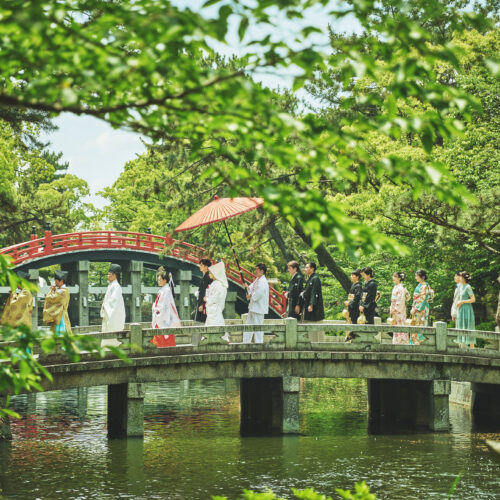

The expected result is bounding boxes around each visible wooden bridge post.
[178,270,192,321]
[107,382,145,438]
[435,321,448,352]
[430,380,451,431]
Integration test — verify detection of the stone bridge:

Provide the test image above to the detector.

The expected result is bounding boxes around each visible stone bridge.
[2,319,499,439]
[0,230,287,325]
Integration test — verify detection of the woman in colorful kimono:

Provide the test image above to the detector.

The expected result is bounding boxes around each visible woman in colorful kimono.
[410,269,432,345]
[205,262,228,342]
[151,267,181,347]
[43,270,72,334]
[390,271,411,344]
[454,271,476,348]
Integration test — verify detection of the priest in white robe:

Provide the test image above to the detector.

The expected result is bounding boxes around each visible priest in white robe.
[151,267,181,347]
[101,263,126,344]
[243,263,269,344]
[205,262,228,342]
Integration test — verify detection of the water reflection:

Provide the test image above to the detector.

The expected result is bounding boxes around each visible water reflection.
[0,379,499,499]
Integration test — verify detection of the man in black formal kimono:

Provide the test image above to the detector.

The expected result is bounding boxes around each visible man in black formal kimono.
[286,260,303,320]
[345,269,363,341]
[359,267,378,324]
[195,258,213,323]
[301,262,324,321]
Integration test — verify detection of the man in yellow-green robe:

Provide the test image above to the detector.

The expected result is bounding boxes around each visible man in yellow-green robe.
[0,271,34,328]
[43,270,72,334]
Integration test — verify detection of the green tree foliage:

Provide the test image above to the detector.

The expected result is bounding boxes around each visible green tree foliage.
[0,118,94,246]
[0,0,492,255]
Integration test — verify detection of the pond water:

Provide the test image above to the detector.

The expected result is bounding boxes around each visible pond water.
[0,378,499,499]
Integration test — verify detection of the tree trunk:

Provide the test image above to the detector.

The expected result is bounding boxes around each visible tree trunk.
[292,220,351,292]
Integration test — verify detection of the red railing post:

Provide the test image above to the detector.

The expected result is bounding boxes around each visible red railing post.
[44,229,53,254]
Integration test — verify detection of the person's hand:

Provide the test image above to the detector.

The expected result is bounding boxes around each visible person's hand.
[243,283,249,289]
[456,301,463,308]
[198,305,203,312]
[50,285,56,292]
[344,300,349,306]
[246,294,251,300]
[203,296,207,302]
[359,306,364,312]
[308,305,313,312]
[295,305,300,314]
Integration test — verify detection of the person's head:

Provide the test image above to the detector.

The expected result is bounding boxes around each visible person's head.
[415,269,427,283]
[54,270,68,287]
[392,271,406,284]
[156,266,169,287]
[360,267,373,281]
[255,263,267,277]
[208,261,228,288]
[108,263,121,283]
[304,262,316,276]
[287,261,300,276]
[454,271,461,284]
[459,271,471,284]
[350,269,361,283]
[199,258,212,274]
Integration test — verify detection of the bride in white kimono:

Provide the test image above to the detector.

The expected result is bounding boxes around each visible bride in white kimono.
[205,262,229,342]
[151,267,181,347]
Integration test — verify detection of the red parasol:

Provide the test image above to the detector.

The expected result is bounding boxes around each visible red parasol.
[175,196,263,281]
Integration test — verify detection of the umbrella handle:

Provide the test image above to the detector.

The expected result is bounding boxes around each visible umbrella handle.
[222,220,246,285]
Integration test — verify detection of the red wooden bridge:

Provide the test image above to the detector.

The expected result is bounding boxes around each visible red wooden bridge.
[0,230,287,316]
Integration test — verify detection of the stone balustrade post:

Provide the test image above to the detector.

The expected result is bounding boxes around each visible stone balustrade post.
[285,317,298,349]
[435,321,448,352]
[129,323,143,354]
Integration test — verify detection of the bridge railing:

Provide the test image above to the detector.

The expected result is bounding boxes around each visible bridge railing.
[3,319,499,366]
[0,230,287,317]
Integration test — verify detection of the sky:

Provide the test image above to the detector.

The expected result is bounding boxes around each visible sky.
[40,3,360,209]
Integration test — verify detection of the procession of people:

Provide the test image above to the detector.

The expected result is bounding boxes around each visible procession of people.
[1,258,498,349]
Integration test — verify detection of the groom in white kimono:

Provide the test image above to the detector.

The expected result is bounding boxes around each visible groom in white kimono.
[101,263,126,339]
[243,263,269,344]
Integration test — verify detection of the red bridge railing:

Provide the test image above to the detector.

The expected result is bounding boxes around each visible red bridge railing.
[0,230,286,316]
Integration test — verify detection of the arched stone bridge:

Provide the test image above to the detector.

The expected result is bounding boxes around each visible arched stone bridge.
[0,230,287,323]
[3,319,499,439]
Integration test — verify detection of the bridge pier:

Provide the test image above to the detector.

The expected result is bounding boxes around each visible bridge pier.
[368,379,450,432]
[107,382,145,438]
[471,383,500,427]
[240,376,300,435]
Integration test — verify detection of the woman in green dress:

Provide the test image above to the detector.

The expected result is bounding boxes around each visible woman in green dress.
[455,271,476,348]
